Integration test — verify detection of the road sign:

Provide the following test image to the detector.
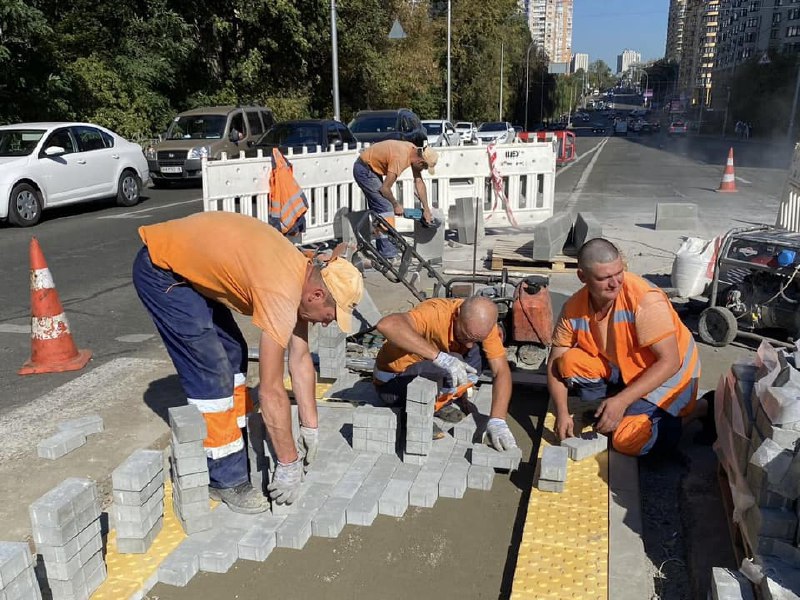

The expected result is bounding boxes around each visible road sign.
[759,51,771,65]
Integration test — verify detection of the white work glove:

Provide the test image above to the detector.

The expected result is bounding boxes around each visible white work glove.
[432,351,477,388]
[485,418,518,451]
[298,426,319,465]
[267,457,304,505]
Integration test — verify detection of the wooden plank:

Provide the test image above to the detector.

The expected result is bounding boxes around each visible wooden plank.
[489,255,577,274]
[716,464,752,567]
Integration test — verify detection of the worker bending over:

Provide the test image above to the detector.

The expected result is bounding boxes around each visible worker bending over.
[133,212,363,512]
[548,238,705,456]
[372,297,517,449]
[352,140,438,260]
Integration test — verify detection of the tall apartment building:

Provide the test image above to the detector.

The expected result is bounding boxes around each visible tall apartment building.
[666,0,688,62]
[571,52,589,73]
[678,0,719,107]
[525,0,574,64]
[617,49,641,74]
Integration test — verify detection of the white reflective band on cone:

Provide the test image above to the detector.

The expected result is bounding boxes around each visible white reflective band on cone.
[187,396,235,412]
[31,268,55,290]
[31,314,71,340]
[205,436,244,459]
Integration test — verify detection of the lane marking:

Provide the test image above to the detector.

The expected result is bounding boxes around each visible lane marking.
[0,324,30,334]
[564,138,609,211]
[736,176,752,184]
[97,198,202,219]
[555,138,606,178]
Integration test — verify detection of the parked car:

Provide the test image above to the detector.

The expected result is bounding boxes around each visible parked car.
[454,121,478,144]
[247,119,357,156]
[421,120,461,147]
[591,122,607,134]
[613,119,628,136]
[475,121,516,144]
[145,105,274,187]
[348,108,427,147]
[0,122,149,227]
[668,120,688,136]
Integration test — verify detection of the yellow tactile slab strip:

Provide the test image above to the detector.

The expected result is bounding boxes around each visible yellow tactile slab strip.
[92,481,219,599]
[510,401,609,600]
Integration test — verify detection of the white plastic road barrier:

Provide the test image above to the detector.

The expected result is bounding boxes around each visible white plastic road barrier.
[201,140,556,245]
[777,142,800,232]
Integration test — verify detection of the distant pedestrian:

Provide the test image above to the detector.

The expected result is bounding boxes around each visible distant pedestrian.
[745,122,751,140]
[735,121,743,139]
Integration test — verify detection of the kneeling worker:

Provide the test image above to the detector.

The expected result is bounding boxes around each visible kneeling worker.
[548,238,705,456]
[372,296,517,449]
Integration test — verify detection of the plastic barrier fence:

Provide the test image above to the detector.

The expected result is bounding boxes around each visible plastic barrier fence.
[777,143,800,233]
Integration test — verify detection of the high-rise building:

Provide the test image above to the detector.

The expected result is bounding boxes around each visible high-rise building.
[571,52,589,73]
[666,0,688,62]
[524,0,574,64]
[616,49,641,74]
[678,0,718,107]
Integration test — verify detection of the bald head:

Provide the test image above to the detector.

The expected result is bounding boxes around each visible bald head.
[577,238,620,271]
[458,296,498,340]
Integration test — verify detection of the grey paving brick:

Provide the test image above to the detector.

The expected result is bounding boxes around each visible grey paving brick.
[402,452,427,465]
[363,439,396,454]
[44,541,102,582]
[352,427,397,442]
[36,521,100,565]
[113,449,164,492]
[175,509,213,535]
[761,385,800,427]
[438,458,470,498]
[330,453,380,499]
[305,448,355,487]
[452,414,477,443]
[312,497,350,538]
[116,516,163,554]
[112,486,164,523]
[172,483,209,507]
[168,404,207,443]
[172,454,208,477]
[158,544,199,587]
[292,483,331,516]
[750,438,794,487]
[276,513,313,549]
[405,400,434,418]
[56,414,104,437]
[710,567,756,600]
[379,476,415,518]
[532,212,573,259]
[467,465,495,490]
[405,439,432,455]
[0,543,32,588]
[409,472,441,508]
[31,501,101,548]
[560,432,608,461]
[29,478,97,530]
[198,530,242,574]
[112,470,164,506]
[406,377,438,405]
[470,443,522,471]
[540,446,569,481]
[173,496,210,520]
[405,426,434,443]
[116,500,162,539]
[37,429,87,460]
[654,202,698,231]
[45,550,105,600]
[238,524,277,562]
[1,566,41,600]
[347,454,399,525]
[537,479,566,493]
[170,436,205,460]
[172,465,211,490]
[572,212,603,249]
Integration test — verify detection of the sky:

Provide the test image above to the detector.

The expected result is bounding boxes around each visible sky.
[572,0,670,68]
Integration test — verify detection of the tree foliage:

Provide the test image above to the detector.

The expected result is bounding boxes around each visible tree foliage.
[0,0,532,134]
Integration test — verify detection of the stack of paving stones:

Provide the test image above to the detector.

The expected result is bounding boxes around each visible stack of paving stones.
[351,405,397,454]
[318,322,347,380]
[403,377,437,464]
[111,449,165,554]
[535,446,569,493]
[0,542,41,599]
[155,390,525,590]
[29,478,105,599]
[37,414,104,460]
[713,347,800,598]
[168,405,212,535]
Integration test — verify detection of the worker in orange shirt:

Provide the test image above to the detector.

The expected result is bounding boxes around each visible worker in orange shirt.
[548,238,707,456]
[352,140,439,260]
[372,296,517,448]
[133,212,363,512]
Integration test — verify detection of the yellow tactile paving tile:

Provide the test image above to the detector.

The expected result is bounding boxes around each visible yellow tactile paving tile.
[92,480,218,599]
[511,401,609,600]
[283,376,333,400]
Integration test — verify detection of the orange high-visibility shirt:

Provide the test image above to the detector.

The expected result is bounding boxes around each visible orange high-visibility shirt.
[359,140,417,177]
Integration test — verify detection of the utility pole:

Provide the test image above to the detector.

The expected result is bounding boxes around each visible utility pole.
[330,0,340,121]
[446,0,451,123]
[499,42,504,121]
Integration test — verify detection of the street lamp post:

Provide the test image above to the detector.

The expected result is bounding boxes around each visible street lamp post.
[722,34,742,138]
[788,60,800,146]
[446,0,451,123]
[331,0,340,121]
[524,41,535,131]
[499,42,504,121]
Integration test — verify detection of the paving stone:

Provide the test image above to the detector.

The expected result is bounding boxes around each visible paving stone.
[171,454,208,477]
[452,414,477,443]
[174,497,211,520]
[405,439,433,455]
[158,543,200,587]
[414,208,445,264]
[560,432,608,461]
[168,405,207,443]
[438,458,470,498]
[36,521,100,565]
[537,479,566,493]
[275,513,313,549]
[406,377,438,405]
[540,446,569,481]
[408,472,441,508]
[0,542,33,588]
[750,438,794,488]
[40,532,102,581]
[112,470,165,506]
[572,212,603,249]
[330,453,380,499]
[173,468,210,490]
[112,449,164,492]
[467,465,495,491]
[198,530,242,573]
[710,567,756,600]
[352,427,397,442]
[405,426,434,443]
[172,483,209,507]
[37,429,87,460]
[1,565,41,600]
[470,443,522,471]
[112,486,164,523]
[170,436,205,460]
[402,452,427,465]
[238,524,277,562]
[761,385,800,428]
[654,202,698,231]
[174,503,213,536]
[29,478,97,530]
[46,551,105,599]
[532,212,573,260]
[116,516,163,554]
[115,500,162,539]
[347,454,399,526]
[56,414,104,437]
[31,501,100,548]
[312,497,350,538]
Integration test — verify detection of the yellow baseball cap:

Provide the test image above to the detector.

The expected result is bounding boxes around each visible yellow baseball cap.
[422,146,439,175]
[320,257,364,333]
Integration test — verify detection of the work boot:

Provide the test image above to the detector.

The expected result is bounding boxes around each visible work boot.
[435,403,465,423]
[432,422,446,440]
[209,482,269,514]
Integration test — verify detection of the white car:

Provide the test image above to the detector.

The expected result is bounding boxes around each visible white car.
[475,121,516,144]
[0,122,149,227]
[421,120,461,147]
[455,121,478,144]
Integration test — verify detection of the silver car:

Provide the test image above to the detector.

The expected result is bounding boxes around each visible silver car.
[475,121,516,144]
[455,121,478,144]
[421,120,461,147]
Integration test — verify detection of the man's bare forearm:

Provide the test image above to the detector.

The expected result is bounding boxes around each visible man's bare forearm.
[259,384,299,464]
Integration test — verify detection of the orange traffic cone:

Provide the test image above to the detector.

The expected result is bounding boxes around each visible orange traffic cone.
[716,147,738,193]
[19,238,91,375]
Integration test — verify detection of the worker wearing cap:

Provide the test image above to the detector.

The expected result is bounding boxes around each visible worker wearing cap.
[133,212,363,513]
[352,140,439,259]
[548,238,704,457]
[372,296,517,449]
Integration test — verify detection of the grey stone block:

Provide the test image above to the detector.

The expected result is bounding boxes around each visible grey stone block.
[352,426,397,442]
[43,541,101,582]
[168,404,207,443]
[405,439,433,455]
[353,406,397,429]
[46,551,105,599]
[406,377,438,405]
[32,501,100,548]
[0,542,33,588]
[312,497,350,538]
[36,521,100,565]
[172,454,208,477]
[532,212,573,260]
[56,414,104,437]
[276,513,313,549]
[170,436,205,460]
[450,197,484,245]
[452,414,477,443]
[470,443,522,471]
[116,516,162,554]
[572,212,603,249]
[346,455,399,526]
[408,472,441,508]
[238,524,277,562]
[116,499,162,539]
[560,432,608,461]
[405,426,434,443]
[174,502,213,536]
[537,479,566,493]
[111,486,164,523]
[112,449,164,492]
[379,477,416,518]
[540,446,569,481]
[749,438,794,487]
[173,468,210,490]
[402,452,427,465]
[467,465,495,490]
[113,470,164,506]
[330,453,380,499]
[198,530,242,574]
[37,429,87,460]
[158,544,200,587]
[710,567,755,600]
[405,401,434,418]
[172,483,209,507]
[174,497,211,520]
[438,459,470,498]
[762,385,800,428]
[654,202,698,231]
[745,464,793,510]
[414,209,445,265]
[29,478,97,530]
[1,565,41,600]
